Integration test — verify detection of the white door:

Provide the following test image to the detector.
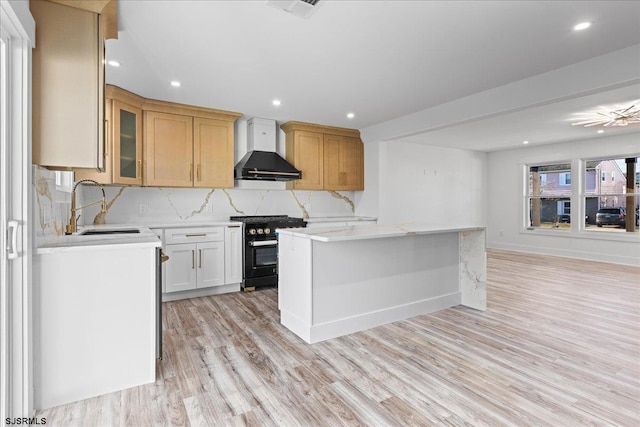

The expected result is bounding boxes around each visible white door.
[0,28,11,422]
[165,244,197,293]
[197,241,225,288]
[0,2,33,418]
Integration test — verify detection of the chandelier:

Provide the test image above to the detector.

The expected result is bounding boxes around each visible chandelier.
[571,102,640,127]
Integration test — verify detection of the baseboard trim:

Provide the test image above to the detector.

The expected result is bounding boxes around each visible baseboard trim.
[487,242,640,267]
[281,292,461,344]
[162,283,240,302]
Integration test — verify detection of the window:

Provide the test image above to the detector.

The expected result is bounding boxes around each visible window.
[526,158,639,234]
[527,163,572,230]
[585,157,638,233]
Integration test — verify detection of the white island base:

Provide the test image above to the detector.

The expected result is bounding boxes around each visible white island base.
[277,225,486,344]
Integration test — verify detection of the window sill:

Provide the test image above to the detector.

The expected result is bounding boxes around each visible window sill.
[521,227,640,242]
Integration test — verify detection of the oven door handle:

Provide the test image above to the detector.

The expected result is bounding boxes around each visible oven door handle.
[248,240,278,247]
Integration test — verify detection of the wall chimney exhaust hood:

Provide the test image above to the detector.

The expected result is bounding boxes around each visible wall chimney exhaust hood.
[234,118,302,181]
[265,0,324,19]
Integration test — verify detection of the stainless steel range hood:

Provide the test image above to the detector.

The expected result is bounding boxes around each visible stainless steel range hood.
[234,118,302,181]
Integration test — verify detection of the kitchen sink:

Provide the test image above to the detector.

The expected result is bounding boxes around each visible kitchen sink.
[79,229,140,236]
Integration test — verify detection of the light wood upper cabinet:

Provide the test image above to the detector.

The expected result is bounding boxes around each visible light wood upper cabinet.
[76,85,144,185]
[74,99,112,184]
[79,86,241,187]
[31,0,105,169]
[194,118,234,188]
[323,135,364,191]
[282,121,364,191]
[112,99,143,185]
[144,112,194,187]
[144,102,241,188]
[285,130,324,190]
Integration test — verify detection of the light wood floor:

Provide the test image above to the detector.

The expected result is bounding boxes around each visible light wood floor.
[37,250,640,426]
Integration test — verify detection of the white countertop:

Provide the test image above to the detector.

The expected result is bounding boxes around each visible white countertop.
[276,223,485,242]
[130,220,242,229]
[36,224,162,254]
[305,216,377,223]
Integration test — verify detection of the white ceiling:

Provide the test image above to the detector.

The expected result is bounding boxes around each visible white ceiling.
[106,0,640,151]
[400,84,640,151]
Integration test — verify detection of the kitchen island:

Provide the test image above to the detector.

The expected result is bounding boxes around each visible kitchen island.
[277,223,486,344]
[33,225,161,409]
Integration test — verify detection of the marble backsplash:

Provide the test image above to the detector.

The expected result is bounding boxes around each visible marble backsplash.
[77,184,357,226]
[33,166,73,246]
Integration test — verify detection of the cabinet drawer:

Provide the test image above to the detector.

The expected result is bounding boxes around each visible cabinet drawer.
[164,227,224,244]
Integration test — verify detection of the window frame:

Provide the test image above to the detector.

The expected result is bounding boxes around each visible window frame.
[521,155,639,242]
[524,161,573,233]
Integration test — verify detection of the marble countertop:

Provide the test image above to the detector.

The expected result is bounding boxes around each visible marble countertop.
[36,224,162,254]
[276,223,485,242]
[305,216,377,223]
[144,221,242,229]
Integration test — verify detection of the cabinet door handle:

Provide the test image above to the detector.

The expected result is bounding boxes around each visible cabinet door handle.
[191,250,195,269]
[199,249,202,268]
[185,233,206,238]
[137,160,142,179]
[104,119,109,156]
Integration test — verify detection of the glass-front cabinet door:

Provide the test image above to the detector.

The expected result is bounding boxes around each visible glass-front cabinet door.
[112,100,143,185]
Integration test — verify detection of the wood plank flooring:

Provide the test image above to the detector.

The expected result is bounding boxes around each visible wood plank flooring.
[37,250,640,426]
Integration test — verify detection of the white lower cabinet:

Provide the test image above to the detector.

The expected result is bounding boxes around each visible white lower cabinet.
[198,241,225,288]
[165,243,196,293]
[165,241,225,293]
[224,225,243,285]
[162,225,242,299]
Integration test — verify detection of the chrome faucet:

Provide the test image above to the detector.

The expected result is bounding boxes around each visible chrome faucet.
[65,179,107,235]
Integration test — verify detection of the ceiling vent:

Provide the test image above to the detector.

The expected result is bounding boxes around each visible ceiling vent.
[265,0,324,19]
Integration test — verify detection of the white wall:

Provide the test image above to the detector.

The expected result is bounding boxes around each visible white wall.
[487,132,640,266]
[353,141,379,218]
[372,140,487,226]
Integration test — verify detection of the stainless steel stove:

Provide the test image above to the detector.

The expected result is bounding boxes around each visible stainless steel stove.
[230,215,307,291]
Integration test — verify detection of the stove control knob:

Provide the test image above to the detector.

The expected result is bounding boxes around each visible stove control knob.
[264,228,271,235]
[249,228,257,235]
[257,228,264,234]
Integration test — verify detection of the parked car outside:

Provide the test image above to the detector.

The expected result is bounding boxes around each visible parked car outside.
[557,214,589,224]
[595,207,639,227]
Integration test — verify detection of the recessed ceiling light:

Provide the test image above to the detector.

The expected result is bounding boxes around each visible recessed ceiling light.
[573,21,592,31]
[523,140,529,145]
[107,60,120,67]
[170,81,181,87]
[272,99,281,106]
[347,113,355,119]
[597,129,604,134]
